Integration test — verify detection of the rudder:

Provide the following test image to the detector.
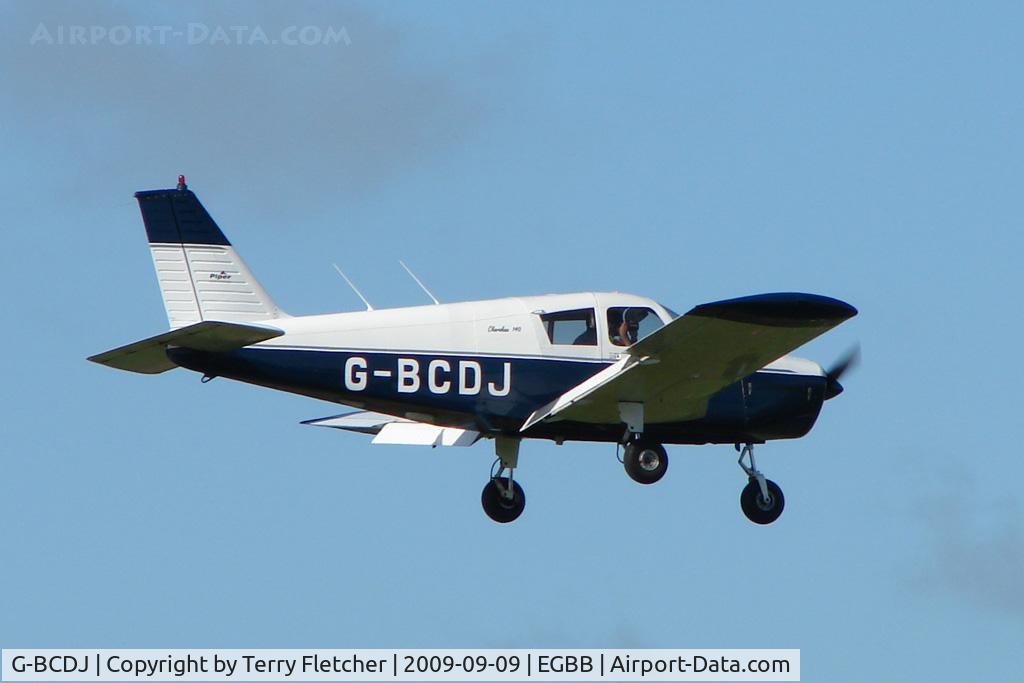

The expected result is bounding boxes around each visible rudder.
[136,176,287,328]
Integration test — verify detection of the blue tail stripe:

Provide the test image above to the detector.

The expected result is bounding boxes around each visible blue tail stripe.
[135,188,231,246]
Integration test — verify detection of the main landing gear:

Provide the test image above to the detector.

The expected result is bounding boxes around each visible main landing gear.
[481,437,525,523]
[477,434,783,525]
[736,443,785,524]
[622,439,669,485]
[617,401,669,485]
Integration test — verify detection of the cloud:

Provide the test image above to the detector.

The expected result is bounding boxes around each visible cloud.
[916,484,1023,618]
[0,1,500,210]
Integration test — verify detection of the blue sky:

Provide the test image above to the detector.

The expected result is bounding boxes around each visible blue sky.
[1,1,1021,679]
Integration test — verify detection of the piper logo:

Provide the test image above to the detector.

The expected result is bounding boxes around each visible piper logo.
[344,357,511,397]
[209,271,232,280]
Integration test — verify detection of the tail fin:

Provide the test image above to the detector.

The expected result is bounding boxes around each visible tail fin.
[135,177,287,329]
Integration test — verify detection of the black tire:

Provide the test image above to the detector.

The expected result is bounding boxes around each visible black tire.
[481,477,526,523]
[623,441,668,484]
[740,478,785,525]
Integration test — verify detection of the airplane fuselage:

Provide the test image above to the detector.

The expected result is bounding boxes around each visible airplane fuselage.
[166,291,829,445]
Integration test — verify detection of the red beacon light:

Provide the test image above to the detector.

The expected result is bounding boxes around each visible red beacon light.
[177,174,187,191]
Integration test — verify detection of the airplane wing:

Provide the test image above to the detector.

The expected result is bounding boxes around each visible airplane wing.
[303,411,481,447]
[521,292,857,431]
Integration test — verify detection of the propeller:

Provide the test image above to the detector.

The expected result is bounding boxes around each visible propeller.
[824,344,860,400]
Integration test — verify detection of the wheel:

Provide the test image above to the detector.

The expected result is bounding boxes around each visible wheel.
[481,477,526,523]
[623,441,668,484]
[740,478,785,524]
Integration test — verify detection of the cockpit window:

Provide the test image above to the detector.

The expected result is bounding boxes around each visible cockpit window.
[540,308,597,346]
[607,307,664,346]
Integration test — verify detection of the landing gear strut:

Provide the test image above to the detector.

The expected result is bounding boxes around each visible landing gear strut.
[481,437,525,523]
[736,443,785,524]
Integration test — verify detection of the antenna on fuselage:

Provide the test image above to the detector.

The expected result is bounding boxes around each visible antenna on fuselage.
[332,263,374,311]
[399,260,441,305]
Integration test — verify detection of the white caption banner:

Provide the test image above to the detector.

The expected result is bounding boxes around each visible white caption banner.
[1,649,799,682]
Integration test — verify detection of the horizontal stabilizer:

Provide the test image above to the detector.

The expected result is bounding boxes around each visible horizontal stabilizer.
[303,411,480,447]
[88,320,284,374]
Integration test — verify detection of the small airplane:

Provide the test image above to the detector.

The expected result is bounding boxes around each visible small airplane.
[90,177,858,524]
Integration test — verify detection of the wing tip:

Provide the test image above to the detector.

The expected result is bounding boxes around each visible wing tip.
[690,292,857,327]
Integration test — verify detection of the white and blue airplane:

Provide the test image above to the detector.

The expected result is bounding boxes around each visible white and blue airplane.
[90,177,858,524]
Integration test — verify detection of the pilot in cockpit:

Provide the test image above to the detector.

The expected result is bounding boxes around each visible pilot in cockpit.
[610,307,649,346]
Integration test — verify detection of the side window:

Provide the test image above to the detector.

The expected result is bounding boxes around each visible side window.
[540,308,597,346]
[607,307,664,346]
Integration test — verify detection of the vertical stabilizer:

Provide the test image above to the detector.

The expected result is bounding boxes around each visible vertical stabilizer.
[135,177,287,328]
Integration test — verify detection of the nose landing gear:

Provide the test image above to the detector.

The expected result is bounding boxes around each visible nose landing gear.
[736,443,784,524]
